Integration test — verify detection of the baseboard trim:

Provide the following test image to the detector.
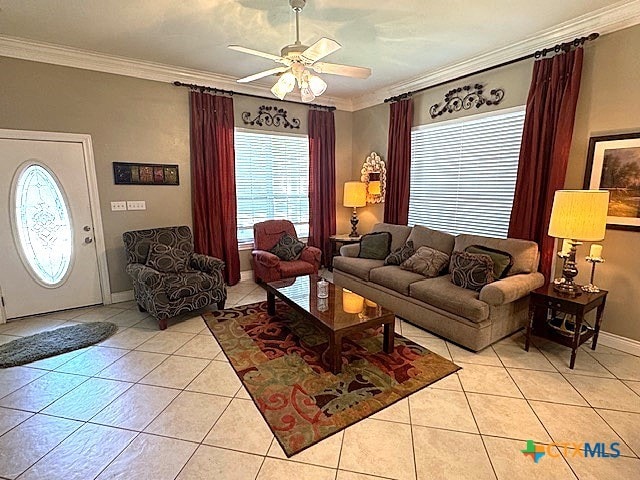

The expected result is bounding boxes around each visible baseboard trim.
[240,270,254,282]
[111,290,134,304]
[597,331,640,356]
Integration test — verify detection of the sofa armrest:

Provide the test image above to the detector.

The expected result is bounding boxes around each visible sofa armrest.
[340,244,360,257]
[191,253,225,275]
[300,246,322,267]
[125,263,165,289]
[252,249,280,268]
[479,272,545,306]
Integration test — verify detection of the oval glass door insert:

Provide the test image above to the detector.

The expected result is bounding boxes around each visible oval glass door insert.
[14,164,73,286]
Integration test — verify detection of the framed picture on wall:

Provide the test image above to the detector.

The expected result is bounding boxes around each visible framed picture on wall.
[113,162,180,185]
[584,132,640,231]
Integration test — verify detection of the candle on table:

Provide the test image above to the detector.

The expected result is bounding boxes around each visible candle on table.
[561,239,572,255]
[590,244,603,259]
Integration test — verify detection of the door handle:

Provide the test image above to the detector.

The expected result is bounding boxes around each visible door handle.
[84,237,93,244]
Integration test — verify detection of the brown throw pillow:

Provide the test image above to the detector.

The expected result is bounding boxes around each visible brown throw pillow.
[385,240,415,266]
[450,251,495,291]
[400,246,450,277]
[145,243,190,273]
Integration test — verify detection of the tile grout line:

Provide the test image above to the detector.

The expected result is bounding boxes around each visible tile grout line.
[453,342,499,480]
[497,344,580,479]
[0,304,241,478]
[9,414,87,478]
[406,392,419,480]
[3,301,638,478]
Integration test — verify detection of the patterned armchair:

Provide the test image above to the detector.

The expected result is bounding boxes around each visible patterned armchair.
[123,226,227,330]
[252,220,322,283]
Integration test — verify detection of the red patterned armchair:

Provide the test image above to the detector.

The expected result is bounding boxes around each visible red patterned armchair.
[252,220,322,283]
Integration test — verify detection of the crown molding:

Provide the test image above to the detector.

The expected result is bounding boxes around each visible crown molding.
[1,0,639,113]
[0,35,354,111]
[350,0,640,111]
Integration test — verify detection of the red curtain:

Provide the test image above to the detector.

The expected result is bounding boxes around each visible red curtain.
[508,48,584,282]
[189,91,241,285]
[308,109,336,264]
[384,98,414,225]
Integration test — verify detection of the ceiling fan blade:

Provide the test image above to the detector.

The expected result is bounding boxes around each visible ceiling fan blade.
[312,62,371,79]
[237,66,290,83]
[228,45,287,64]
[300,37,342,64]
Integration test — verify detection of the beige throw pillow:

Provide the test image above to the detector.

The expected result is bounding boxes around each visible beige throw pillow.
[400,246,450,277]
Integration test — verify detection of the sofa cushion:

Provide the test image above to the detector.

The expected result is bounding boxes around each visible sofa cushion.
[369,265,426,295]
[358,232,391,260]
[407,225,456,256]
[400,246,449,277]
[454,234,539,275]
[450,251,495,292]
[385,240,415,266]
[269,233,305,261]
[371,223,413,252]
[465,245,513,279]
[333,256,385,281]
[278,260,316,278]
[145,243,190,273]
[409,275,490,323]
[165,272,214,300]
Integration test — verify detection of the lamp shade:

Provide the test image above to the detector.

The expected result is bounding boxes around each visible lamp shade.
[548,190,610,241]
[343,181,366,207]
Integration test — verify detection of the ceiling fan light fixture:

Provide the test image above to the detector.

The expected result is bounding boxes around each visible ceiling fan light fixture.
[300,83,316,103]
[229,0,371,101]
[308,74,327,96]
[280,71,296,91]
[271,80,289,100]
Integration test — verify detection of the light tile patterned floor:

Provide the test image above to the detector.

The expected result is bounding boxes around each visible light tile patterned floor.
[0,277,639,480]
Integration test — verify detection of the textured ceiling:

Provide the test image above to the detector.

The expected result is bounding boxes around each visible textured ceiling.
[0,0,625,100]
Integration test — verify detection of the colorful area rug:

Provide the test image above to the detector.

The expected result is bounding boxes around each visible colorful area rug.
[204,301,460,456]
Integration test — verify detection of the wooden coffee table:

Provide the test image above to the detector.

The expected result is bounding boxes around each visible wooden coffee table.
[263,274,395,374]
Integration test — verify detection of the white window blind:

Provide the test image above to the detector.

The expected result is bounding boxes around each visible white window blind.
[235,129,309,244]
[408,107,526,238]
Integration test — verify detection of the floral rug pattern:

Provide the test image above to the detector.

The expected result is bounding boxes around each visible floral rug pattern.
[203,301,460,456]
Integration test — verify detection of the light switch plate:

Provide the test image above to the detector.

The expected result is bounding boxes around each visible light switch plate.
[111,201,127,211]
[127,201,146,211]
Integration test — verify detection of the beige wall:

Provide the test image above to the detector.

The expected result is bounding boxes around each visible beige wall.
[0,57,353,293]
[564,25,640,342]
[349,25,640,342]
[351,102,389,233]
[0,57,193,294]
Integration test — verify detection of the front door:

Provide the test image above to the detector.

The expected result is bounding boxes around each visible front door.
[0,137,103,319]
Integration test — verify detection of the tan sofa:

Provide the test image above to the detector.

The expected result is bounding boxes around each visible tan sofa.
[333,223,545,351]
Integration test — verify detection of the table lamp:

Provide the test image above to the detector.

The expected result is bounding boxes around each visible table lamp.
[548,190,609,296]
[343,181,366,237]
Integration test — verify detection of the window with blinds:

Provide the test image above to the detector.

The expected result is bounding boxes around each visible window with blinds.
[408,107,526,238]
[235,129,309,244]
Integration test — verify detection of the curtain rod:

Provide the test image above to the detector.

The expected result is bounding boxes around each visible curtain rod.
[173,81,336,111]
[384,33,599,104]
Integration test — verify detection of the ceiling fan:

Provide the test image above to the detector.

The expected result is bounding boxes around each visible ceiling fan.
[228,0,371,102]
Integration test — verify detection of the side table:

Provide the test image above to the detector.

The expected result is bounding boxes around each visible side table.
[328,234,361,271]
[524,284,607,369]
